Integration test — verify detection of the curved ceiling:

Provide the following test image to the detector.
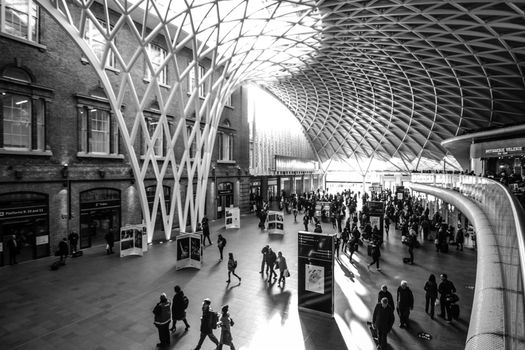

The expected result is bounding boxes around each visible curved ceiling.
[263,1,525,168]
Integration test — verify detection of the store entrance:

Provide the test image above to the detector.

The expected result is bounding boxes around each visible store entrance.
[79,189,121,249]
[217,182,234,219]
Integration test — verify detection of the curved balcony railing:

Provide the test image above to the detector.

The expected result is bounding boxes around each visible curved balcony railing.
[410,174,525,349]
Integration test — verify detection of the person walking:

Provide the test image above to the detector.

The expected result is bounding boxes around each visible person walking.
[217,305,235,350]
[217,234,227,261]
[367,240,381,271]
[303,214,309,231]
[455,225,464,251]
[438,273,457,322]
[226,253,241,284]
[260,245,269,274]
[407,233,416,265]
[58,238,69,265]
[68,231,79,255]
[377,284,395,310]
[6,234,18,265]
[293,205,298,222]
[276,251,289,286]
[265,248,277,282]
[153,293,171,347]
[104,229,114,254]
[373,297,395,350]
[194,298,219,350]
[170,285,190,332]
[396,280,414,328]
[201,216,212,246]
[424,274,438,319]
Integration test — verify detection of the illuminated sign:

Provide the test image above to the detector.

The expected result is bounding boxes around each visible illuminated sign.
[485,146,523,156]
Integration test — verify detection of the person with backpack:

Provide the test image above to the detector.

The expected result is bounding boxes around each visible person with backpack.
[153,293,171,347]
[217,304,236,350]
[193,298,219,350]
[438,273,457,322]
[217,234,227,261]
[226,253,241,284]
[170,285,190,333]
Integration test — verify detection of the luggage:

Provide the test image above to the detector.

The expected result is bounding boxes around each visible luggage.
[446,293,460,304]
[441,242,449,253]
[367,244,373,256]
[366,321,378,345]
[72,251,83,258]
[50,261,61,271]
[403,257,411,264]
[449,303,460,320]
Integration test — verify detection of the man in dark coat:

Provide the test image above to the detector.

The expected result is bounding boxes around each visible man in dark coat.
[260,245,269,274]
[201,216,212,245]
[194,298,219,350]
[373,297,395,350]
[377,284,395,310]
[170,285,190,332]
[6,235,19,265]
[396,280,414,328]
[265,248,277,282]
[104,229,115,254]
[153,293,171,347]
[68,231,79,255]
[438,273,457,321]
[58,238,69,264]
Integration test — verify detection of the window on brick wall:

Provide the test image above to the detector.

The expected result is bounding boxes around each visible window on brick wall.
[141,114,174,158]
[217,120,234,161]
[77,100,119,156]
[0,0,40,43]
[188,64,206,97]
[0,66,50,152]
[146,43,168,85]
[84,18,116,69]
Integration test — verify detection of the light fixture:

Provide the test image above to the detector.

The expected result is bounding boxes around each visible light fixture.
[61,163,69,178]
[15,99,28,105]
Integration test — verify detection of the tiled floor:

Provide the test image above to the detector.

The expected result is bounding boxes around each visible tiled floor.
[0,212,476,350]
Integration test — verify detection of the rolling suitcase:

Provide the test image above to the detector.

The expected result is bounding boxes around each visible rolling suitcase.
[450,303,460,320]
[72,251,83,258]
[366,322,378,345]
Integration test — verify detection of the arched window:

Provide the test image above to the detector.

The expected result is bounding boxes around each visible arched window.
[0,66,50,152]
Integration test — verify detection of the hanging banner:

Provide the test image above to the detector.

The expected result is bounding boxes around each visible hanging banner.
[267,210,285,234]
[176,232,202,270]
[120,225,144,257]
[298,231,336,317]
[225,207,241,229]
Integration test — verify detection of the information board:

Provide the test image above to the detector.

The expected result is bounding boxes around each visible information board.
[225,207,240,229]
[120,225,145,257]
[267,210,285,234]
[175,232,202,270]
[298,230,336,317]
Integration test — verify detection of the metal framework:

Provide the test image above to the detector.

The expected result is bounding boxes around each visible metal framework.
[36,0,525,238]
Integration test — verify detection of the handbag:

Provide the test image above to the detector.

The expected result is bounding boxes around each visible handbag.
[434,239,439,245]
[284,269,290,277]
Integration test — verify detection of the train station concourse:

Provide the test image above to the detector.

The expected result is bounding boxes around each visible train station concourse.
[1,1,525,350]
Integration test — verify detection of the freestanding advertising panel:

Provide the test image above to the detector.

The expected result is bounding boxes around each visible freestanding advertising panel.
[175,232,202,270]
[298,231,336,317]
[267,210,285,234]
[120,225,145,257]
[367,201,385,239]
[225,207,240,229]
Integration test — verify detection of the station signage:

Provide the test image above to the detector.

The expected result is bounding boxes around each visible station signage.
[484,146,523,156]
[0,205,47,220]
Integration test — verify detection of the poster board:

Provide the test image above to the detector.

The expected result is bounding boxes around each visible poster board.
[267,210,285,234]
[120,225,144,257]
[175,232,202,270]
[225,207,240,229]
[298,231,336,317]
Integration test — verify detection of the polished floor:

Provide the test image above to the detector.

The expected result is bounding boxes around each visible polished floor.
[0,211,476,350]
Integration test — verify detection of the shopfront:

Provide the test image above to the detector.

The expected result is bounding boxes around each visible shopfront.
[280,177,291,197]
[471,137,525,178]
[250,180,262,211]
[79,188,121,249]
[267,178,278,202]
[0,192,49,266]
[217,182,234,219]
[304,176,311,193]
[295,176,303,195]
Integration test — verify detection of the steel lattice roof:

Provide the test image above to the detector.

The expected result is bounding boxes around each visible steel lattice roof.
[261,0,525,168]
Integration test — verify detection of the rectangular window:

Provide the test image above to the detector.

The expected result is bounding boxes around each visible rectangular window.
[146,43,167,85]
[78,106,118,155]
[188,64,206,97]
[187,126,197,159]
[84,18,115,68]
[218,132,233,161]
[1,0,39,42]
[225,93,232,107]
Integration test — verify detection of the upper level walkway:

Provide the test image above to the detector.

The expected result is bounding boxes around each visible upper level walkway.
[1,209,475,350]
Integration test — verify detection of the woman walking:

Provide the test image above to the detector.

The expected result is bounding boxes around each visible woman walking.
[424,274,438,319]
[217,305,235,350]
[277,251,289,286]
[226,253,241,284]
